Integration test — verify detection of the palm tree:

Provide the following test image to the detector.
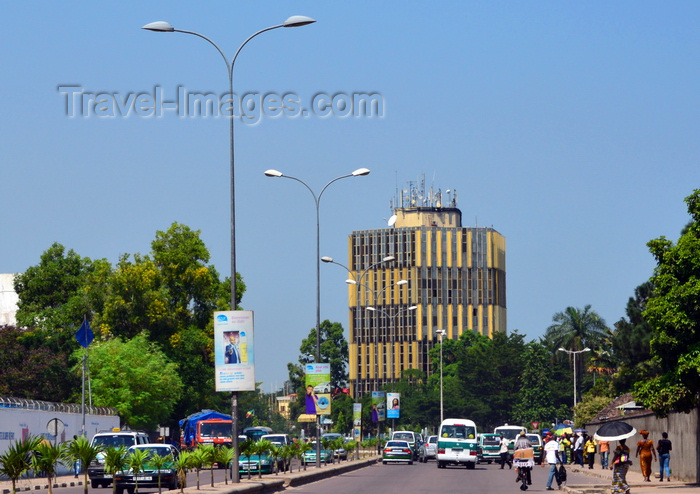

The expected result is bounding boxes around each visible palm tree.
[546,305,610,401]
[251,440,272,479]
[145,451,174,494]
[32,441,69,494]
[238,440,254,480]
[297,442,312,471]
[197,444,217,487]
[279,444,295,473]
[65,436,100,494]
[102,446,128,494]
[0,436,41,494]
[344,440,356,460]
[124,448,150,494]
[214,447,233,485]
[267,444,281,475]
[187,448,206,489]
[171,451,190,494]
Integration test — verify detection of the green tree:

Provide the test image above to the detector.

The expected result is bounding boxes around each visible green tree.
[187,448,206,489]
[251,440,272,479]
[0,436,41,494]
[611,282,654,393]
[74,334,183,430]
[145,450,174,494]
[13,243,94,331]
[545,305,610,400]
[65,436,100,494]
[0,325,78,402]
[636,190,700,415]
[32,441,69,494]
[297,320,348,389]
[171,451,190,493]
[512,342,562,425]
[124,447,150,494]
[239,440,254,480]
[196,444,217,487]
[102,446,128,494]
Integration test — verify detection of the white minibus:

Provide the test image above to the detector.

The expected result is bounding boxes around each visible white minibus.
[436,418,478,469]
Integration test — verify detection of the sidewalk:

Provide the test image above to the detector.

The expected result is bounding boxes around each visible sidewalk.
[562,463,700,494]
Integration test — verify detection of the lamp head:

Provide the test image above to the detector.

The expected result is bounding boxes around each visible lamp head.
[382,255,395,263]
[321,256,333,263]
[352,167,371,176]
[583,347,591,352]
[283,15,316,27]
[408,305,418,311]
[264,169,283,177]
[345,279,357,285]
[396,280,408,286]
[142,21,175,32]
[366,307,376,312]
[558,347,566,352]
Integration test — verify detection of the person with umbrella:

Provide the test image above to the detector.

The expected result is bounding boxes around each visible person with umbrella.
[594,421,636,494]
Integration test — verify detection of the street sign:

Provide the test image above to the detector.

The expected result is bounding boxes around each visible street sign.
[531,421,540,430]
[47,418,65,437]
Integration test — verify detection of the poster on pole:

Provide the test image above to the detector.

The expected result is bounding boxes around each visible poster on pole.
[387,392,400,419]
[214,310,255,391]
[371,391,386,422]
[352,403,362,442]
[304,363,331,415]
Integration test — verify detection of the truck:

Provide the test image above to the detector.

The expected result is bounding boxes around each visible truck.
[179,410,232,450]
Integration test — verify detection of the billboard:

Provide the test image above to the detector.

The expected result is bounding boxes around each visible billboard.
[371,391,386,422]
[214,310,255,391]
[387,392,400,419]
[304,363,331,415]
[352,403,362,442]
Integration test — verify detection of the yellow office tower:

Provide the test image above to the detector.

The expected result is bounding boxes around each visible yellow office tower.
[346,182,506,398]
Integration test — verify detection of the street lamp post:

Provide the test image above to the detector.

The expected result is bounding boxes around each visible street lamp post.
[264,168,370,466]
[435,329,446,423]
[142,16,315,483]
[557,347,591,408]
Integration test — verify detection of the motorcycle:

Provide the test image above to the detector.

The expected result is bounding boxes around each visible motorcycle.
[513,447,535,491]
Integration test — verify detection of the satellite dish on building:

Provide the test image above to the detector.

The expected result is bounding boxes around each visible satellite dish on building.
[388,215,397,227]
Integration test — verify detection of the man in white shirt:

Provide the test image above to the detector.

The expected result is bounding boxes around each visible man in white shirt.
[544,434,561,490]
[499,434,512,469]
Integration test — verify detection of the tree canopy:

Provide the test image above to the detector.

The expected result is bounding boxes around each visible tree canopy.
[635,189,700,415]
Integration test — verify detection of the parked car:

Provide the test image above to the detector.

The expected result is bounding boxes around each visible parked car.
[302,442,333,464]
[113,444,179,494]
[391,431,419,460]
[322,433,348,460]
[418,435,437,462]
[477,433,502,464]
[526,434,544,465]
[382,440,413,465]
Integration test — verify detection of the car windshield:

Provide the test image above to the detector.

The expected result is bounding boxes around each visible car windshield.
[93,436,136,448]
[129,446,172,457]
[200,423,231,438]
[386,441,408,448]
[482,436,500,445]
[429,436,437,444]
[441,425,476,439]
[393,432,414,441]
[526,435,540,444]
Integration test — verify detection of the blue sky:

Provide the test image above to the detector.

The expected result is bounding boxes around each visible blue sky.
[1,2,698,393]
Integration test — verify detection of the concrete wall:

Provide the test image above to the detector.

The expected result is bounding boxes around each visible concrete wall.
[587,408,699,483]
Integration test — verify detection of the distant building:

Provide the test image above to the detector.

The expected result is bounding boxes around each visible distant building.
[0,274,18,326]
[275,394,296,421]
[344,178,506,397]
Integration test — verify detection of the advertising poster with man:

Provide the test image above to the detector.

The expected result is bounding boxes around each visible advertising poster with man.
[387,392,400,419]
[304,363,331,415]
[371,391,386,422]
[213,310,255,391]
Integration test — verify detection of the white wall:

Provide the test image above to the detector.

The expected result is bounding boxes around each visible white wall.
[0,273,18,326]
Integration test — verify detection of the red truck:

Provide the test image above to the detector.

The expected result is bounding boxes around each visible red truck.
[179,410,232,450]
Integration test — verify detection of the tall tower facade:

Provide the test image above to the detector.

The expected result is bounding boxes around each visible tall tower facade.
[346,183,506,398]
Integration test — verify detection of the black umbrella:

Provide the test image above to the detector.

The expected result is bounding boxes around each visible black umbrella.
[593,421,637,441]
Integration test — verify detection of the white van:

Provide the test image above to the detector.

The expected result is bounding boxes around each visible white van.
[436,418,478,469]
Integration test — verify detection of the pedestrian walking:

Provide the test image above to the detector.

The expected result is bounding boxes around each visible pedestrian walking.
[542,434,561,491]
[635,430,656,482]
[598,440,610,469]
[656,432,672,482]
[499,434,512,469]
[610,438,631,494]
[573,432,584,466]
[584,435,597,469]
